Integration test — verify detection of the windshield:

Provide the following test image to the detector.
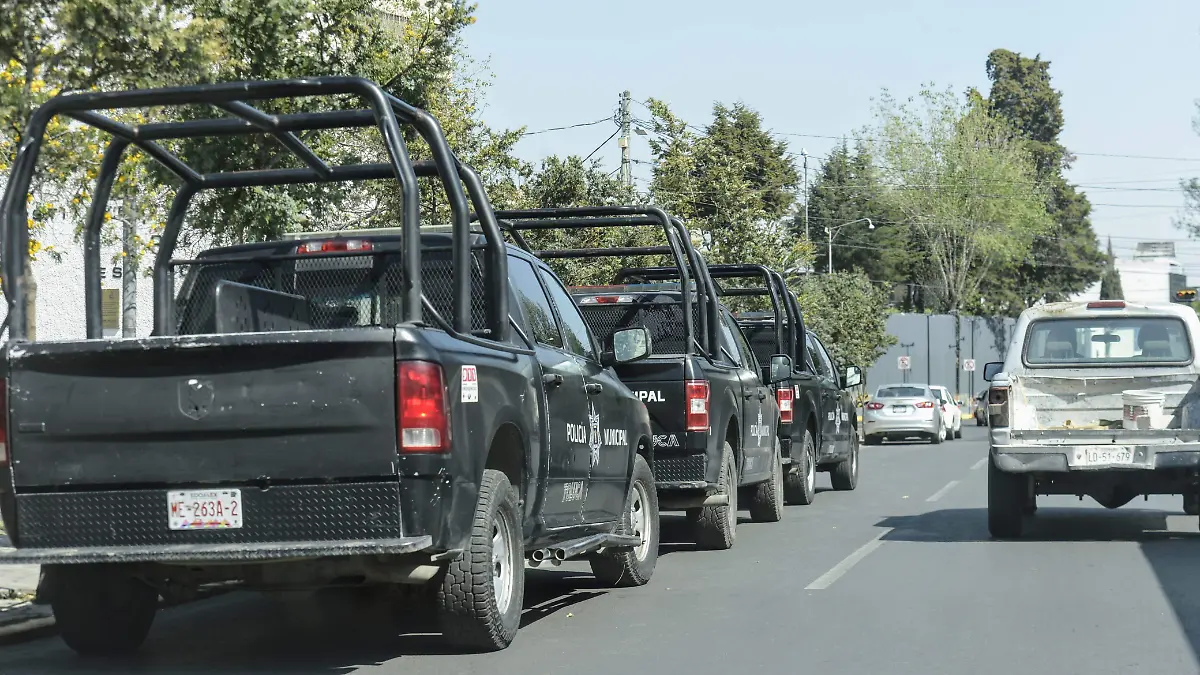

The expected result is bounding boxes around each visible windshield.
[876,386,928,399]
[1023,317,1193,366]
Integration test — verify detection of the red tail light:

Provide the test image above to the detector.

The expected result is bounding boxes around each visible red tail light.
[686,380,710,432]
[1087,300,1125,309]
[297,239,373,255]
[578,295,634,304]
[397,361,450,452]
[0,378,7,466]
[865,402,884,411]
[776,387,794,424]
[916,401,935,409]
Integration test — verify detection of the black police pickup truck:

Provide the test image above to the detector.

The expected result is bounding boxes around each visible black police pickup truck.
[493,207,789,551]
[611,264,862,505]
[0,78,659,655]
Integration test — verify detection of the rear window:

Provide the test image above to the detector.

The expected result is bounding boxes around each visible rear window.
[577,299,700,356]
[876,386,927,398]
[1023,317,1193,366]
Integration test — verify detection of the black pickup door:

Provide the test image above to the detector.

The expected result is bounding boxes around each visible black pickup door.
[4,329,405,548]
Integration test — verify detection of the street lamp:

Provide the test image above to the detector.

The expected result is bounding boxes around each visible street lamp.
[824,218,874,274]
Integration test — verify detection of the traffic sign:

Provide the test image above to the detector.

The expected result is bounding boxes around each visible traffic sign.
[1174,288,1197,303]
[963,359,976,372]
[898,355,911,370]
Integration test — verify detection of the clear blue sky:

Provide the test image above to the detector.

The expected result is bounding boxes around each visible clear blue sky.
[466,0,1200,272]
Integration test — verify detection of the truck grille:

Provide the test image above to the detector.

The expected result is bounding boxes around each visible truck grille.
[15,482,402,549]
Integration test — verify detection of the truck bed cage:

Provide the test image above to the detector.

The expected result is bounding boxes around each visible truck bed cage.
[488,206,720,357]
[0,76,510,345]
[614,264,807,370]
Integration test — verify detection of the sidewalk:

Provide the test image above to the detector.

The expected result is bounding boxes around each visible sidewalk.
[0,532,53,642]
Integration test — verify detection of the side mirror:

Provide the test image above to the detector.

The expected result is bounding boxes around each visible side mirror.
[603,327,652,367]
[768,354,793,384]
[982,362,1003,382]
[841,365,862,389]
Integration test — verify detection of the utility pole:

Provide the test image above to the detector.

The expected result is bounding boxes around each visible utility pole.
[801,149,809,240]
[618,90,632,188]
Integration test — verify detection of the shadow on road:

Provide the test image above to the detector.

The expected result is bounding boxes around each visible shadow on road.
[0,568,615,673]
[877,506,1199,543]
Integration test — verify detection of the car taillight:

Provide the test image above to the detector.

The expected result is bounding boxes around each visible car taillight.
[1086,300,1125,309]
[0,378,7,466]
[865,402,884,411]
[297,239,373,254]
[397,361,450,452]
[988,386,1010,427]
[776,387,794,424]
[916,401,935,409]
[686,380,710,432]
[578,295,634,304]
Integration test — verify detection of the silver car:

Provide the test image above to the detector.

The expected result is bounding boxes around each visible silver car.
[862,384,945,445]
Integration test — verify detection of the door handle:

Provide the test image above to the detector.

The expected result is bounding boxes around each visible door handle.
[744,392,755,400]
[542,373,564,387]
[758,389,767,401]
[584,382,603,394]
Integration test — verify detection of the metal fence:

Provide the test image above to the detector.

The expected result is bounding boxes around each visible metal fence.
[864,313,1017,407]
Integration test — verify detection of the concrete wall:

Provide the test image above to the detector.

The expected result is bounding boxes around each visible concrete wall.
[865,313,1018,405]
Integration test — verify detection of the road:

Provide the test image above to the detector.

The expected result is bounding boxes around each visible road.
[4,427,1200,674]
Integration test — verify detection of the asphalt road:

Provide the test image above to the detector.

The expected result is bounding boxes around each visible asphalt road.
[5,426,1200,675]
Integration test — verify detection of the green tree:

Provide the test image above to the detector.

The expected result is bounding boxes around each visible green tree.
[868,85,1054,315]
[980,49,1105,311]
[1179,98,1200,236]
[646,100,813,274]
[1098,237,1124,300]
[794,271,896,370]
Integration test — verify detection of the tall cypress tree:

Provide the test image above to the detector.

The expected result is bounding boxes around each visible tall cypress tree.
[1098,238,1124,300]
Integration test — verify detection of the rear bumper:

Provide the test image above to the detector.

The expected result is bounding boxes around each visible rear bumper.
[0,537,434,565]
[863,416,939,436]
[992,445,1200,474]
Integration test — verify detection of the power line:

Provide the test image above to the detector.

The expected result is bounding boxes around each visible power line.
[582,129,621,164]
[522,117,613,136]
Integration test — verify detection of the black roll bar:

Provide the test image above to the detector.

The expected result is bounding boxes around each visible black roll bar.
[490,206,719,357]
[0,76,503,345]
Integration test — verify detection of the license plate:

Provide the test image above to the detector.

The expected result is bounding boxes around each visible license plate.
[168,490,243,530]
[891,405,909,413]
[1072,447,1135,467]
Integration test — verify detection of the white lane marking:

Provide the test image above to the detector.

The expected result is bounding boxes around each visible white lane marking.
[805,529,891,590]
[926,480,960,503]
[971,457,987,470]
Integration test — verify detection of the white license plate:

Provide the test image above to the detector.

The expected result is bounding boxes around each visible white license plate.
[168,490,243,530]
[891,405,910,413]
[1072,447,1135,467]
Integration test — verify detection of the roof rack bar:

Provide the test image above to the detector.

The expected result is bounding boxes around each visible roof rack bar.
[200,163,391,189]
[83,138,133,339]
[533,246,675,259]
[215,101,332,179]
[135,110,378,141]
[67,111,203,184]
[498,215,663,231]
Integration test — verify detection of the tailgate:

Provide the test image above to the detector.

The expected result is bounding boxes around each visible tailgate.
[613,358,686,439]
[7,330,400,488]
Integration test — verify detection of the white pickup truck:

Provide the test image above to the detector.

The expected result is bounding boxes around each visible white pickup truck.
[984,300,1200,538]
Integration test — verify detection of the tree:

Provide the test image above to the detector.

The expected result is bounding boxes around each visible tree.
[1178,99,1200,236]
[512,154,658,286]
[646,100,813,275]
[794,271,896,371]
[980,49,1105,311]
[868,85,1054,315]
[1098,237,1124,300]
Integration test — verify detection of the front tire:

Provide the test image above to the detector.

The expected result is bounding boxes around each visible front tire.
[988,457,1024,539]
[749,438,785,522]
[438,469,523,651]
[47,565,159,657]
[830,433,860,491]
[695,443,738,550]
[591,455,660,587]
[783,429,817,505]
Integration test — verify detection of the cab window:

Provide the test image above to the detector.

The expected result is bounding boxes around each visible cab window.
[507,256,561,348]
[538,267,598,361]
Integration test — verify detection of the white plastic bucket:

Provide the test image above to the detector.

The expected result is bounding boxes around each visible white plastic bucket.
[1123,390,1165,430]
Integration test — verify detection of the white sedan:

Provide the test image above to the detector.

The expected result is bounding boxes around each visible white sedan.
[930,385,962,440]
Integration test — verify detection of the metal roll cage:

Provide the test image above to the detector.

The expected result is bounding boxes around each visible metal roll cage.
[0,76,509,344]
[613,263,808,370]
[488,206,721,358]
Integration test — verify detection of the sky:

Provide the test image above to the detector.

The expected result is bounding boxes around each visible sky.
[465,0,1200,274]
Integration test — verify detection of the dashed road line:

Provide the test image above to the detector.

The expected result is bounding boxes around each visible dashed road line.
[971,457,987,470]
[805,529,891,590]
[926,480,960,503]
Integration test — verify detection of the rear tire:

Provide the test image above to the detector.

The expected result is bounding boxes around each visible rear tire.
[1185,493,1200,516]
[437,469,523,652]
[749,438,785,522]
[830,433,859,491]
[47,565,158,657]
[954,424,963,440]
[695,444,737,550]
[591,455,660,587]
[931,427,945,445]
[988,457,1024,539]
[783,429,817,505]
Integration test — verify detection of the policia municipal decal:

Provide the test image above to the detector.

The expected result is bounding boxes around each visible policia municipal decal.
[564,404,630,501]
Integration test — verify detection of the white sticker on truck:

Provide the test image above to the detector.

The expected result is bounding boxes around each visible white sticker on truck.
[461,365,479,403]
